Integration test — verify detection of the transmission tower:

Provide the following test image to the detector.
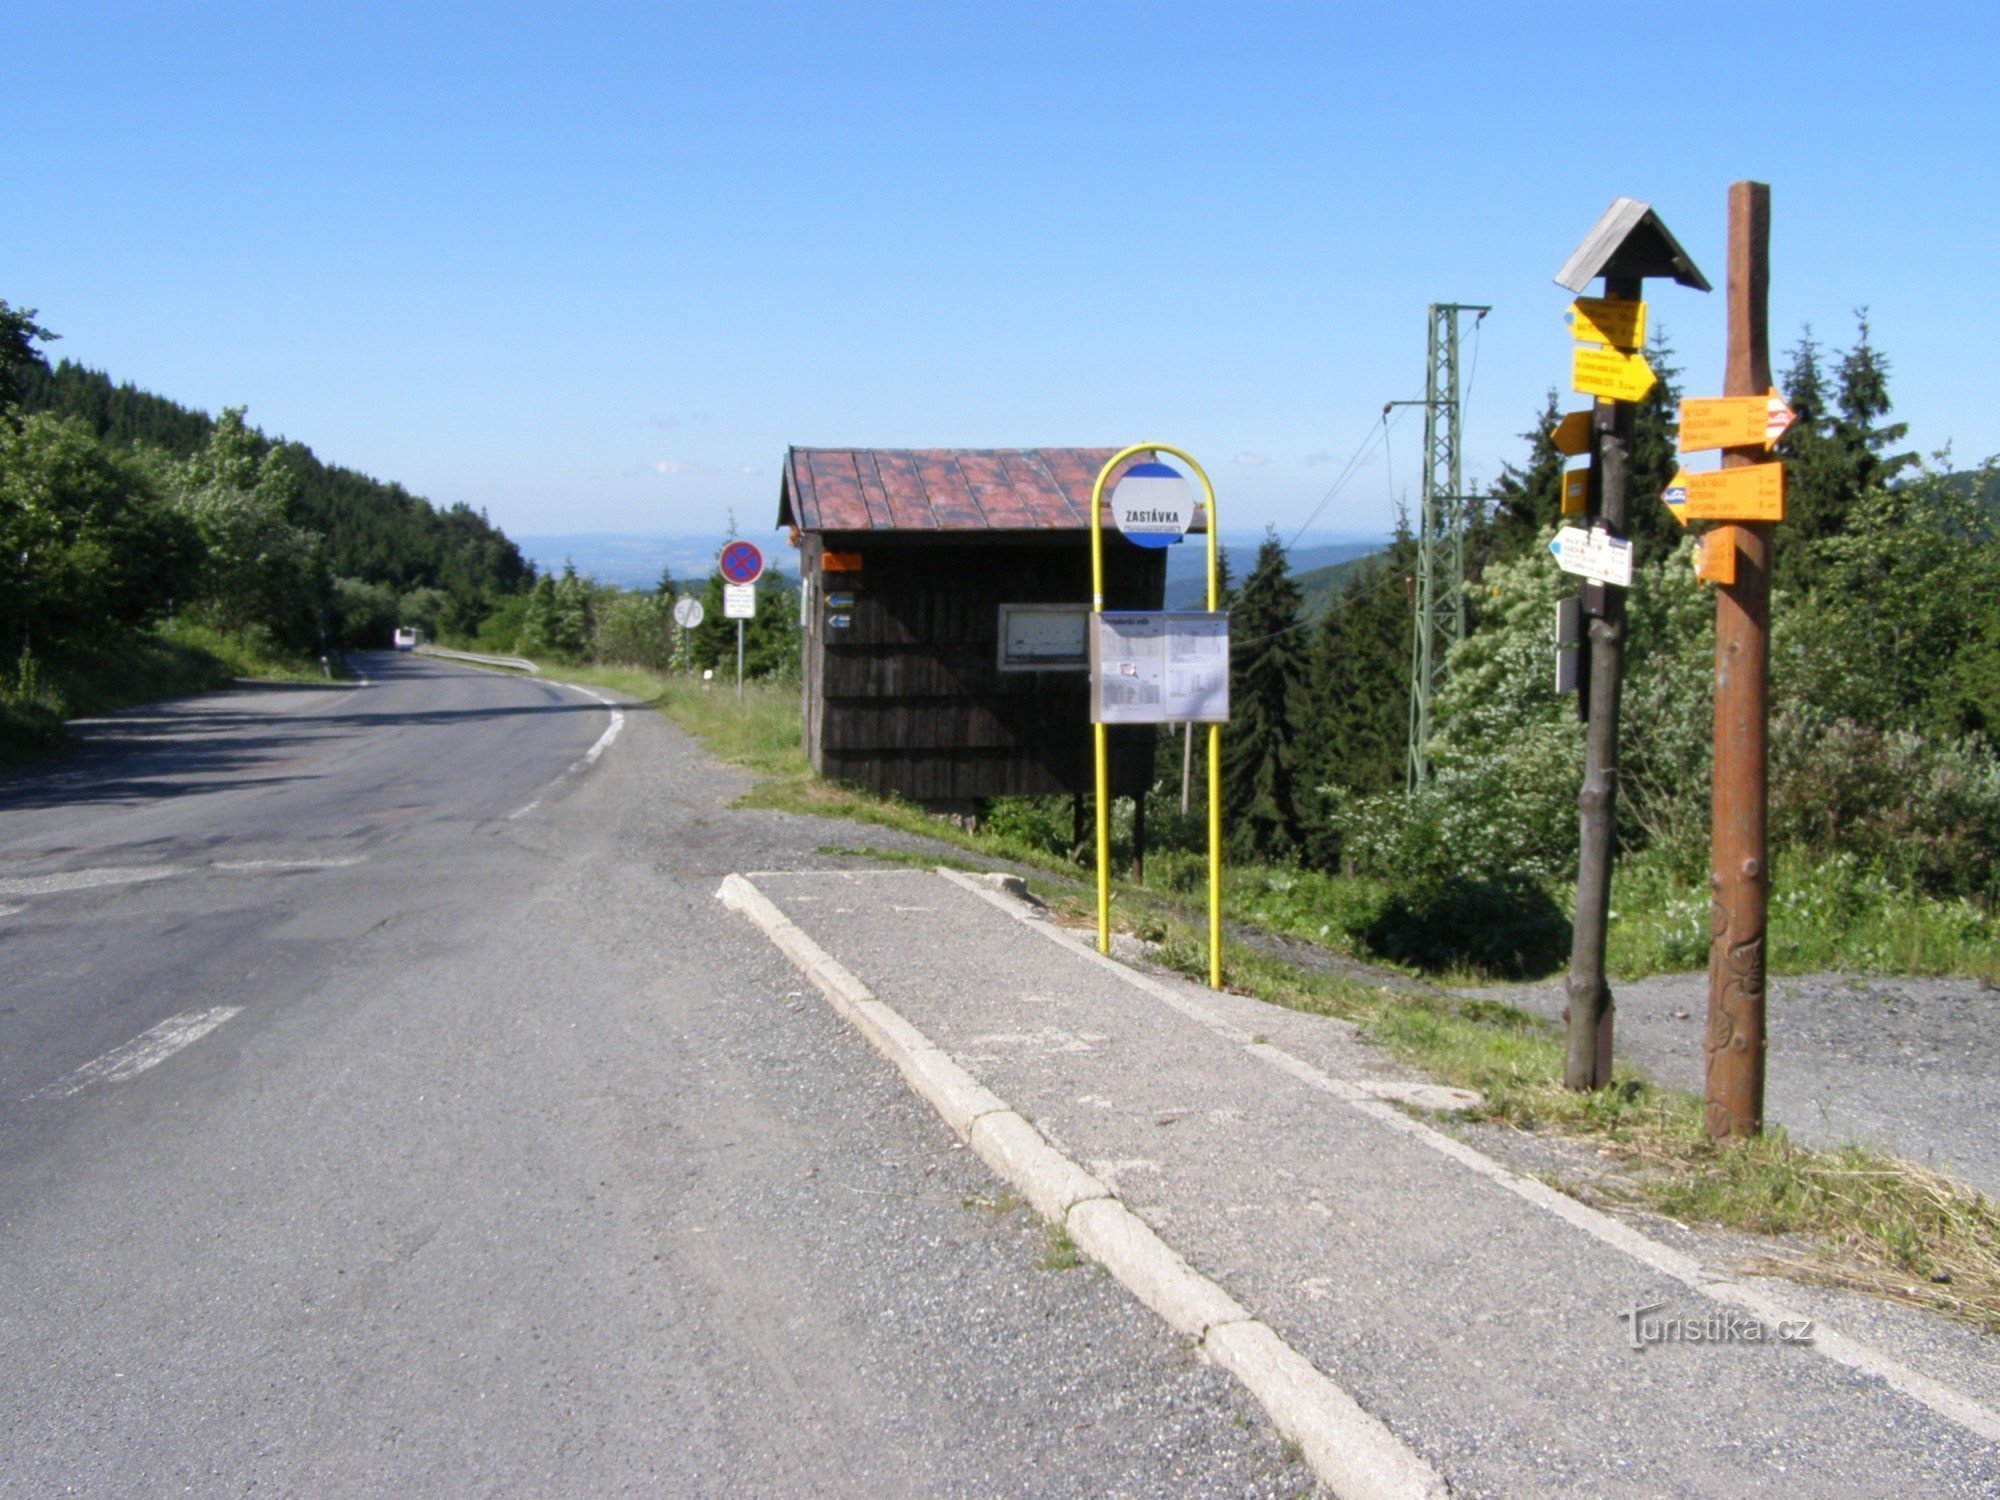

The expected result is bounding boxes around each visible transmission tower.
[1393,302,1488,791]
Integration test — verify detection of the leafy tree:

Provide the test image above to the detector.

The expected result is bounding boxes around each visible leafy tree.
[1221,532,1308,861]
[166,409,326,647]
[0,414,201,656]
[0,301,56,414]
[333,577,399,649]
[595,589,675,670]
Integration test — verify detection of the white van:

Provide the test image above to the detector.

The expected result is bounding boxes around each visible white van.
[392,626,421,651]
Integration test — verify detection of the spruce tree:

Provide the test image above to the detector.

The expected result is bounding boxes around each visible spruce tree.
[1833,313,1915,494]
[1624,328,1686,562]
[1482,391,1566,562]
[1297,522,1415,869]
[1221,532,1308,862]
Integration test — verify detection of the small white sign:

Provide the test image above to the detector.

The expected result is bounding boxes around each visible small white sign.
[1108,461,1197,549]
[1549,526,1634,588]
[723,583,756,619]
[672,596,705,629]
[1089,612,1230,724]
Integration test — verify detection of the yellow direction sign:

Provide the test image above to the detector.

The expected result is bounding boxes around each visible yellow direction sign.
[1679,389,1796,452]
[1662,464,1785,526]
[1572,344,1656,403]
[1561,468,1587,515]
[1550,410,1593,457]
[1566,296,1647,351]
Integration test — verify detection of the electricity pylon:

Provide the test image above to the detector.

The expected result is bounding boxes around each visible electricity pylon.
[1392,302,1488,791]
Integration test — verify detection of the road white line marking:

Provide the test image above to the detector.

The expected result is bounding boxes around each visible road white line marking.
[0,866,187,897]
[939,866,2000,1448]
[508,683,623,819]
[559,683,625,769]
[35,1007,244,1099]
[211,857,367,872]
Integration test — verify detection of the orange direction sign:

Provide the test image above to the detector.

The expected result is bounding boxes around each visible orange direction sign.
[1679,389,1795,453]
[1694,525,1741,586]
[1551,410,1593,457]
[1572,344,1656,403]
[1561,468,1588,515]
[1566,296,1647,351]
[1662,464,1785,525]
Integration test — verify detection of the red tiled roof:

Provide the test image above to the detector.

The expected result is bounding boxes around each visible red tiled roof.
[779,447,1176,533]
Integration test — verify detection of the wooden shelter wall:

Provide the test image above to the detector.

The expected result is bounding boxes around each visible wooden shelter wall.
[800,535,1166,801]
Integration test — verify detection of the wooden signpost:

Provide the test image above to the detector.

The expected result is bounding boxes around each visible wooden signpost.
[1551,197,1710,1093]
[1701,182,1777,1140]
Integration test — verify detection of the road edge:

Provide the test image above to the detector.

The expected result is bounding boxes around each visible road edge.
[716,870,1449,1500]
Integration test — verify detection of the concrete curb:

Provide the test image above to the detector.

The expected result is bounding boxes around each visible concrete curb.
[718,871,1449,1500]
[936,866,2000,1450]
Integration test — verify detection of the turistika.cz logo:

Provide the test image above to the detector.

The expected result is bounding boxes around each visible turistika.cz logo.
[1616,1300,1814,1351]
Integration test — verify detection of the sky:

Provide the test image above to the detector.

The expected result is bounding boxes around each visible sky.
[7,1,1997,548]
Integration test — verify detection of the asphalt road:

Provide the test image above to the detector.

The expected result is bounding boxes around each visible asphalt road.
[0,654,1307,1495]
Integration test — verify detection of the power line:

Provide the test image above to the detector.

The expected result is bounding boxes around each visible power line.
[1285,405,1409,554]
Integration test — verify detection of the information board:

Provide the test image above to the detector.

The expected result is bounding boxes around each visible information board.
[1089,612,1230,724]
[724,582,756,619]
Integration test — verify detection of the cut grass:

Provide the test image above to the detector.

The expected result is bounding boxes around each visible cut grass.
[534,653,2000,1332]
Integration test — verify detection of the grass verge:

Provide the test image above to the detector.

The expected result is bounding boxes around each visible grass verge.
[506,653,2000,1331]
[1049,886,2000,1333]
[1,624,334,765]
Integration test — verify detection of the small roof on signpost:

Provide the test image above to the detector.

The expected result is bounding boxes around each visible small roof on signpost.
[1553,197,1711,293]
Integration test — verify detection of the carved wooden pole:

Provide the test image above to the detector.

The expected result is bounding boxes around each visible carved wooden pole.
[1704,181,1772,1139]
[1563,277,1638,1091]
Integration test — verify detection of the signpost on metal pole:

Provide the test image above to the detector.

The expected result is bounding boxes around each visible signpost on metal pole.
[719,540,764,703]
[1087,446,1228,990]
[1704,181,1775,1139]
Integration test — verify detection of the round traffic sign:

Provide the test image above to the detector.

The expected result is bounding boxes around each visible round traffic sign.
[672,596,705,629]
[1109,461,1196,549]
[719,540,765,585]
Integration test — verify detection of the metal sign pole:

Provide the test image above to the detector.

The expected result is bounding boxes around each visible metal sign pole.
[736,619,744,701]
[1088,443,1224,990]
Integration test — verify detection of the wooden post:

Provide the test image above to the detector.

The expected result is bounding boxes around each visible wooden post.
[1704,181,1772,1139]
[1563,276,1638,1091]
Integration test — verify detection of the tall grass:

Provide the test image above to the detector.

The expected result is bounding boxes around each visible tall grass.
[0,623,332,764]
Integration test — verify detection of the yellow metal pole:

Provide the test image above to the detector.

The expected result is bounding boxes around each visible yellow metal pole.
[1086,444,1222,986]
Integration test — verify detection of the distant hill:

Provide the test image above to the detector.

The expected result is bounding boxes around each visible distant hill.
[1295,550,1389,620]
[1163,537,1379,609]
[517,533,800,593]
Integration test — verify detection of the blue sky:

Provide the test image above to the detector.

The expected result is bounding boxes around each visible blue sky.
[8,2,1996,546]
